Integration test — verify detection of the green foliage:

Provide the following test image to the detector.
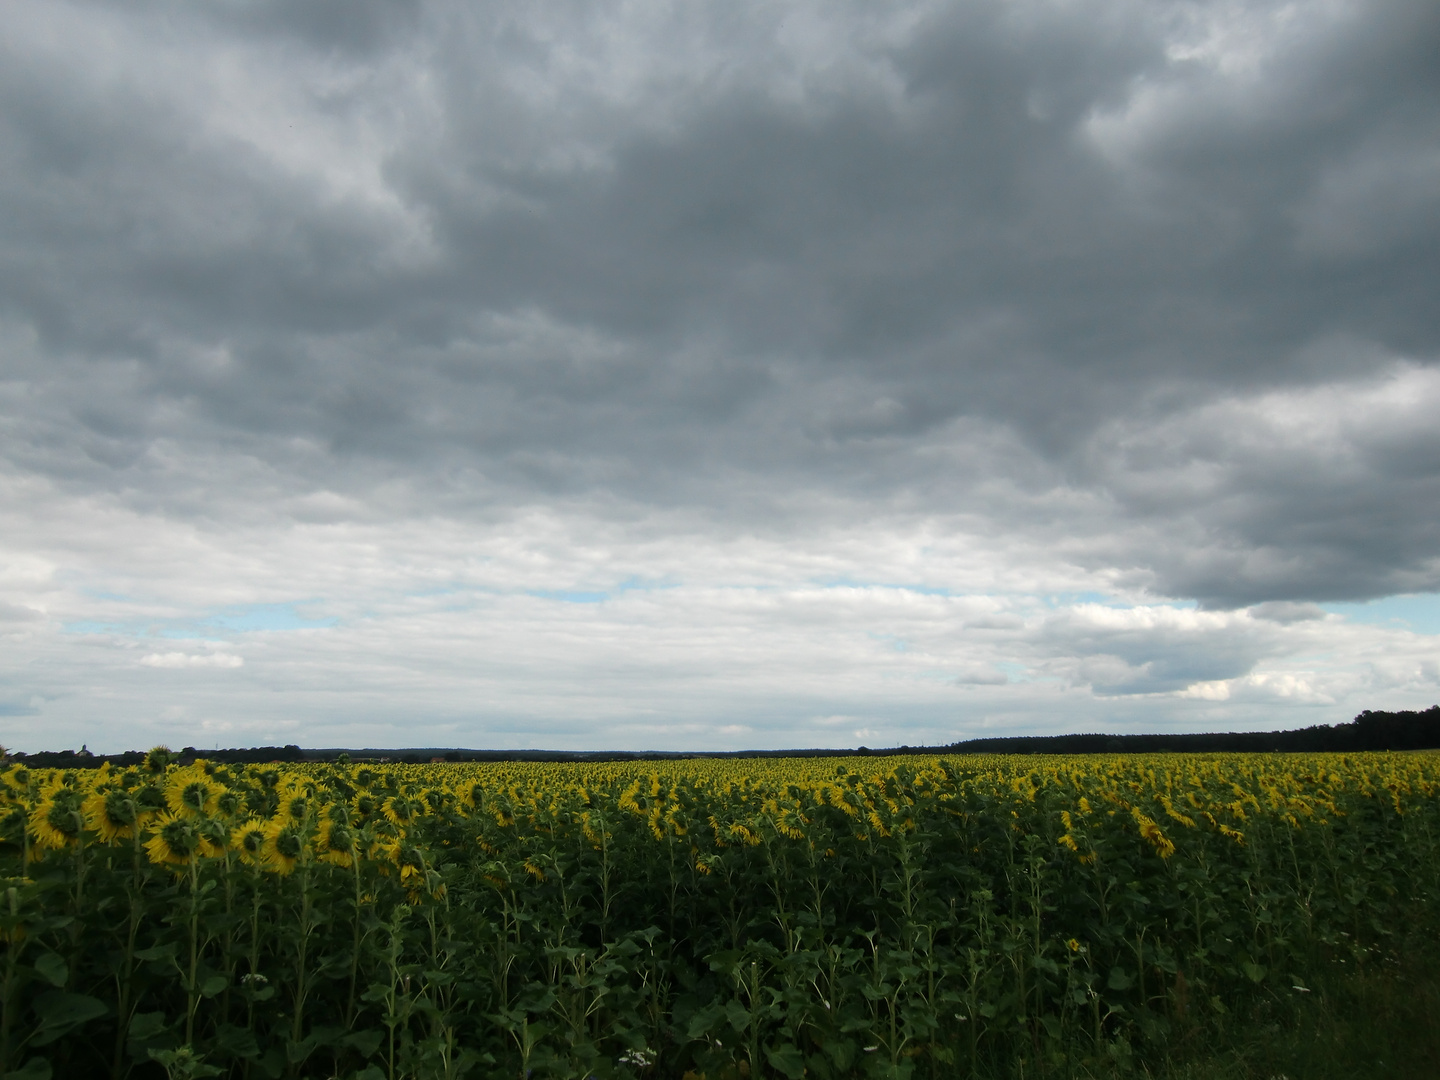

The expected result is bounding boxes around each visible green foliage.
[0,751,1437,1078]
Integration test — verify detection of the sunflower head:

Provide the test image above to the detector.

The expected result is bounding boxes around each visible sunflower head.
[143,746,174,774]
[135,783,167,816]
[398,846,427,885]
[165,767,222,819]
[262,819,304,875]
[315,820,355,868]
[279,793,309,824]
[196,816,230,859]
[84,789,138,842]
[369,838,401,870]
[230,819,268,866]
[215,789,242,818]
[382,796,421,827]
[145,813,198,867]
[29,791,84,851]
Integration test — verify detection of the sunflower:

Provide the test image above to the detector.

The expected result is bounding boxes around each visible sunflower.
[143,746,174,774]
[196,816,230,859]
[215,788,242,818]
[83,788,138,842]
[314,819,355,868]
[262,819,305,876]
[277,791,309,825]
[382,795,422,827]
[232,818,268,866]
[398,846,427,886]
[144,812,199,867]
[363,834,399,866]
[165,766,222,819]
[29,793,83,851]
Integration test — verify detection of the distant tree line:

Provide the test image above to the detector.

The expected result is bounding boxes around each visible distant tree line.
[5,706,1438,768]
[2,743,306,769]
[937,705,1440,755]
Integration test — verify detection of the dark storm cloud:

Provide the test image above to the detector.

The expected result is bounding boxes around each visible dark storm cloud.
[2,0,1439,605]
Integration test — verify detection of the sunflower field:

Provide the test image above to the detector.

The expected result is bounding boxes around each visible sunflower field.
[1,749,1437,1079]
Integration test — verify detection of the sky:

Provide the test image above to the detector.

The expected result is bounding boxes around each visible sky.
[2,0,1439,754]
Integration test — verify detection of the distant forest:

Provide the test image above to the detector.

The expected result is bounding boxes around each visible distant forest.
[7,705,1439,769]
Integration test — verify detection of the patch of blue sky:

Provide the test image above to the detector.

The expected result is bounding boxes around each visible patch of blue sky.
[206,603,336,632]
[1324,593,1440,635]
[612,576,679,594]
[64,602,336,638]
[63,620,148,635]
[63,621,104,634]
[528,590,608,604]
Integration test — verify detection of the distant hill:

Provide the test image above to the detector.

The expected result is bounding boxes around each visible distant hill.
[6,706,1438,769]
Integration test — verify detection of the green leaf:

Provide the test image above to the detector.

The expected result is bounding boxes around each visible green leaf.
[32,953,67,989]
[255,1046,286,1080]
[1241,962,1267,984]
[723,998,751,1034]
[342,1030,384,1058]
[821,1037,856,1071]
[303,1025,348,1051]
[765,1043,807,1080]
[3,1058,53,1080]
[148,1048,223,1079]
[707,949,743,974]
[354,1069,387,1080]
[134,943,178,963]
[1106,968,1135,992]
[684,1004,724,1041]
[1031,955,1061,976]
[31,992,107,1046]
[214,1024,260,1060]
[128,1012,169,1041]
[199,974,228,998]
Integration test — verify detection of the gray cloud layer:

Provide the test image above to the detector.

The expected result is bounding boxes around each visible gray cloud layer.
[1,1,1438,749]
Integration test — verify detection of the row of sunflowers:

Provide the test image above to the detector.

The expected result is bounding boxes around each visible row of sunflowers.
[2,749,1438,1079]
